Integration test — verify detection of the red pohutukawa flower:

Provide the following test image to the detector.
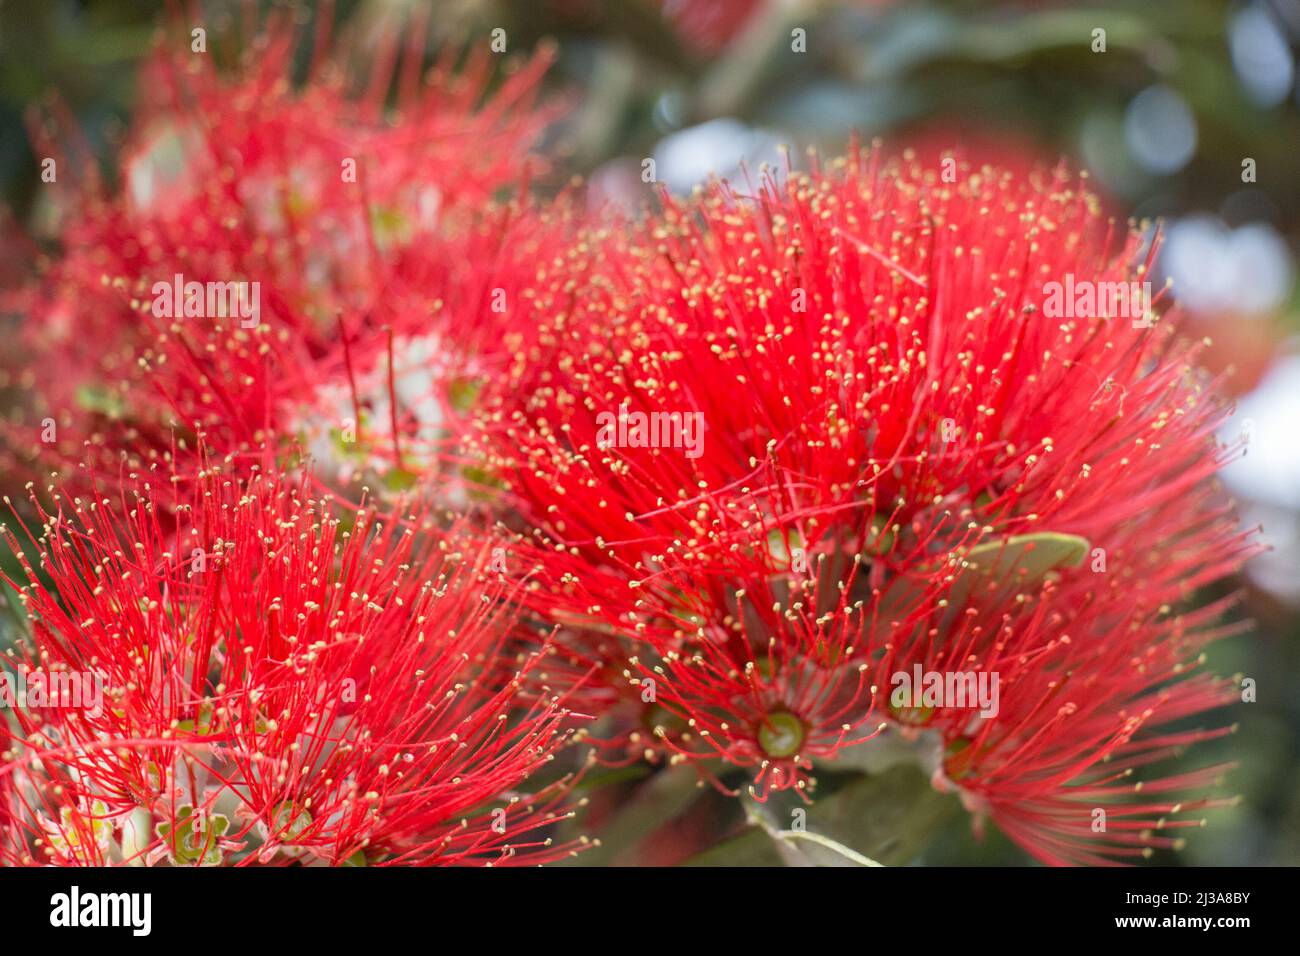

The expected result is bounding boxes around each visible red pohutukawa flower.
[468,146,1258,862]
[0,454,585,866]
[8,12,559,490]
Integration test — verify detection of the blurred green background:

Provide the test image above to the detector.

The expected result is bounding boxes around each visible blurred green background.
[2,0,1297,865]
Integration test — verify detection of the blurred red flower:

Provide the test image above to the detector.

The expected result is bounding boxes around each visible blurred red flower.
[5,14,559,493]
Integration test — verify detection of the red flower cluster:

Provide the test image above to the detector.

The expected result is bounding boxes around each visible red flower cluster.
[0,12,1258,868]
[1,457,582,866]
[468,150,1257,862]
[8,15,556,490]
[0,16,587,868]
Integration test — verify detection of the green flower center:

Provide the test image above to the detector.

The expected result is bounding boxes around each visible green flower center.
[757,711,805,759]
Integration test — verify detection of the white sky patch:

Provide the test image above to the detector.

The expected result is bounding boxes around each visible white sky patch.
[652,119,787,193]
[1161,216,1294,316]
[1220,352,1300,602]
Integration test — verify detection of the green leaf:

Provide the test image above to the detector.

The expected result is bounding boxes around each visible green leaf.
[681,827,786,867]
[874,530,1090,630]
[743,764,960,867]
[946,531,1089,607]
[570,767,703,867]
